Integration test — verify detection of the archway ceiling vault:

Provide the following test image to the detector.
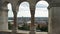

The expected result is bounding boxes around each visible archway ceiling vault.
[2,0,60,6]
[1,0,60,10]
[2,0,60,4]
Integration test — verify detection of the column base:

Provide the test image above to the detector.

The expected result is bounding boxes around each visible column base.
[29,31,36,34]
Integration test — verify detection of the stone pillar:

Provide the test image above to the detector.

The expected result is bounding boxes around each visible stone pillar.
[29,9,36,34]
[0,8,8,31]
[28,0,37,34]
[11,11,17,34]
[48,3,60,34]
[48,6,52,34]
[11,5,19,34]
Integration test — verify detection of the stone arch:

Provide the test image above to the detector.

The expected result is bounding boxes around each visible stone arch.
[36,0,49,6]
[17,0,30,12]
[17,2,31,32]
[7,3,13,17]
[35,0,49,17]
[19,1,30,8]
[2,1,12,11]
[2,1,9,7]
[17,0,28,6]
[17,1,30,17]
[35,0,49,32]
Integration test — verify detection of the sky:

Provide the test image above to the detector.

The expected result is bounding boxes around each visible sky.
[8,1,49,17]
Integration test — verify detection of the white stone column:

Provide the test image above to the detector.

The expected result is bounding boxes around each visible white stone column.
[48,7,53,34]
[0,8,8,31]
[48,3,60,34]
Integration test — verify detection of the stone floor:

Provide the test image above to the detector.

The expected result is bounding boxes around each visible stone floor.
[0,30,48,34]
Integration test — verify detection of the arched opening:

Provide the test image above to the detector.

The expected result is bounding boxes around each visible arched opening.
[7,3,14,30]
[17,2,31,31]
[35,1,49,32]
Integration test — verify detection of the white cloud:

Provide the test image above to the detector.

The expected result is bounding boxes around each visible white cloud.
[35,8,48,17]
[17,11,31,17]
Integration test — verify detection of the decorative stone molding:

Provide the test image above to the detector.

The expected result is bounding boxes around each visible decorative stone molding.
[0,9,9,11]
[48,3,60,9]
[0,8,8,13]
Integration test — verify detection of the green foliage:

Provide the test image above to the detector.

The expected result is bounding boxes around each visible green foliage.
[8,22,13,30]
[8,22,48,32]
[36,25,48,32]
[18,24,30,31]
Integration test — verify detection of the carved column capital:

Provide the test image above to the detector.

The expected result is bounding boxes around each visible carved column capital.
[0,7,9,12]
